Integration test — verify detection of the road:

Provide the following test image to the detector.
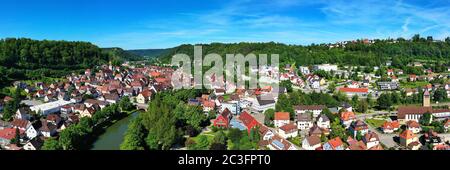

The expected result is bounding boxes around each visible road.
[356,110,397,119]
[364,120,398,148]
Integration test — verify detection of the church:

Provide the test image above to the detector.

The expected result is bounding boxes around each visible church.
[397,89,450,124]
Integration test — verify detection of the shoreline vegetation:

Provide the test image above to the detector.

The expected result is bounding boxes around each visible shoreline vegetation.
[41,97,137,150]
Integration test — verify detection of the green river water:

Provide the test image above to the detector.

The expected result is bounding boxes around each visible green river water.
[91,112,139,150]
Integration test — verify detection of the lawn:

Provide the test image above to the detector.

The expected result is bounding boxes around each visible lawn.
[400,81,430,89]
[288,136,302,147]
[365,118,386,128]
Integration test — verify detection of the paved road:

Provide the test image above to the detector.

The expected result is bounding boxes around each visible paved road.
[364,120,398,148]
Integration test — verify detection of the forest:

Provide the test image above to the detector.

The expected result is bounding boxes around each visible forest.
[0,38,112,88]
[156,34,450,68]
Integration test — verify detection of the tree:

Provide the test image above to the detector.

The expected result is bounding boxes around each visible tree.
[264,109,275,126]
[351,95,359,109]
[280,80,293,93]
[419,112,432,126]
[42,138,61,150]
[119,96,134,112]
[228,128,242,143]
[357,99,368,113]
[330,118,347,140]
[433,88,447,102]
[195,135,210,150]
[355,131,363,141]
[377,93,392,110]
[120,117,146,150]
[328,82,336,93]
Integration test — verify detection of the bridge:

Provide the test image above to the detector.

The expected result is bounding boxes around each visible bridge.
[134,103,149,111]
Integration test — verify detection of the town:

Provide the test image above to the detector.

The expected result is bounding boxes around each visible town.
[1,58,449,150]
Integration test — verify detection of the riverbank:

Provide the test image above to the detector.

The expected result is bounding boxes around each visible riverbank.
[91,111,139,150]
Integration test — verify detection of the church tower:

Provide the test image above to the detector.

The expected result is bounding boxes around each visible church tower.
[423,89,431,107]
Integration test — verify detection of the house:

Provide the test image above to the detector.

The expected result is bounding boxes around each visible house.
[252,95,276,113]
[39,120,57,137]
[406,120,421,133]
[11,119,38,139]
[346,137,367,150]
[299,66,310,75]
[46,114,62,126]
[294,105,325,118]
[445,119,450,132]
[296,113,313,130]
[315,115,330,130]
[202,100,216,113]
[103,93,120,103]
[409,74,417,82]
[274,112,290,128]
[0,128,24,145]
[238,111,259,134]
[363,132,380,149]
[213,108,232,128]
[23,137,43,150]
[308,124,329,137]
[301,135,321,150]
[377,82,399,90]
[349,120,369,138]
[60,105,73,115]
[214,88,226,96]
[340,102,353,112]
[405,88,418,96]
[15,108,31,120]
[221,102,240,115]
[278,123,298,139]
[323,137,345,150]
[347,140,367,150]
[313,64,338,72]
[137,89,152,104]
[387,69,394,76]
[381,121,400,133]
[423,129,442,146]
[267,135,297,150]
[80,107,96,118]
[399,129,418,147]
[338,87,368,97]
[259,126,274,141]
[340,111,356,128]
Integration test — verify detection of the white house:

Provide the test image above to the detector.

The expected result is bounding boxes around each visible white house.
[299,66,310,75]
[252,95,276,113]
[363,132,380,149]
[274,112,290,128]
[313,64,338,72]
[316,114,330,129]
[302,135,321,150]
[296,114,313,130]
[294,105,325,118]
[259,126,275,141]
[278,123,298,139]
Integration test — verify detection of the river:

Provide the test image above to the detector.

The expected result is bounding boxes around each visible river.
[91,112,139,150]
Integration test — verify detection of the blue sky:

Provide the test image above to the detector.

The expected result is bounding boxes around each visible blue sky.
[1,0,450,49]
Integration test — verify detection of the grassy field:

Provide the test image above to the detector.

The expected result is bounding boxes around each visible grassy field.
[366,118,386,128]
[288,136,302,147]
[400,81,430,89]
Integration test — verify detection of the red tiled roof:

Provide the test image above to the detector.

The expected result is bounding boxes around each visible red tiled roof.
[338,88,368,93]
[397,106,432,119]
[327,137,344,149]
[340,111,356,121]
[400,130,416,139]
[274,112,290,120]
[0,128,24,140]
[280,123,297,132]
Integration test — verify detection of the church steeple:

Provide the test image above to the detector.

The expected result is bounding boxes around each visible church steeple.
[423,89,430,107]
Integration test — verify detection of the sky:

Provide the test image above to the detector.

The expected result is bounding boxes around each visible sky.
[1,0,450,49]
